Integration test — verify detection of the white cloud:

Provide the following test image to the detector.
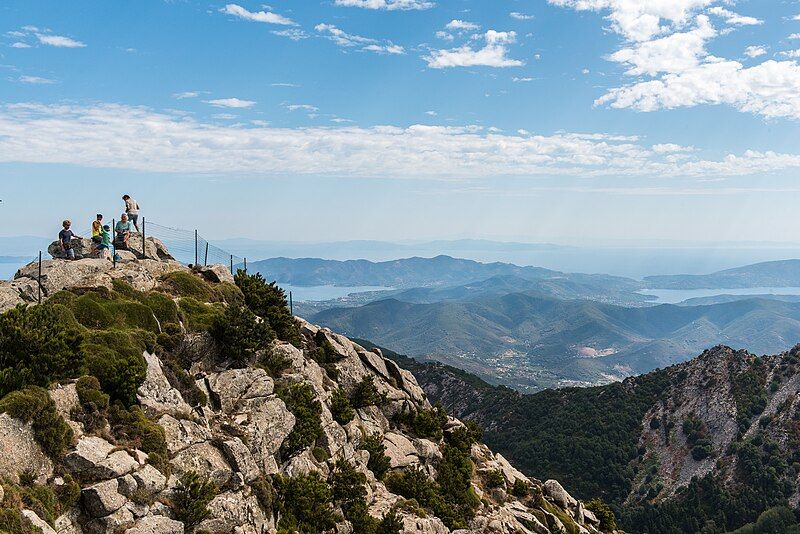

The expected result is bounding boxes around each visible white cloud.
[18,75,54,84]
[744,46,767,58]
[212,113,237,120]
[597,60,800,119]
[272,29,308,40]
[513,76,534,82]
[707,6,762,26]
[36,33,86,48]
[10,42,31,48]
[315,24,402,55]
[547,0,716,41]
[173,91,199,99]
[582,68,590,74]
[608,15,715,76]
[271,83,299,87]
[788,34,800,40]
[446,20,480,31]
[219,4,296,25]
[425,110,437,116]
[780,49,800,59]
[436,31,454,41]
[425,30,524,69]
[286,104,319,112]
[510,12,534,20]
[334,0,434,10]
[2,102,796,179]
[204,98,256,108]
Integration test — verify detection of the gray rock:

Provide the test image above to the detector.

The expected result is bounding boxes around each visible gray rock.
[21,509,57,534]
[221,438,260,483]
[238,396,294,473]
[544,479,578,509]
[64,436,138,480]
[0,284,26,314]
[49,383,80,421]
[132,464,167,497]
[158,414,212,455]
[197,264,235,284]
[82,479,126,518]
[137,352,192,416]
[383,432,419,469]
[117,474,138,497]
[0,484,4,504]
[206,368,274,414]
[0,413,53,484]
[170,442,233,487]
[196,491,266,534]
[124,515,183,534]
[54,508,82,534]
[84,505,134,534]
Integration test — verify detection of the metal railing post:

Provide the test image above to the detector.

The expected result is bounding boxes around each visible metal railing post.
[38,251,42,304]
[141,217,146,258]
[289,291,293,315]
[204,242,209,266]
[230,255,233,274]
[244,257,247,273]
[194,230,198,266]
[112,218,116,268]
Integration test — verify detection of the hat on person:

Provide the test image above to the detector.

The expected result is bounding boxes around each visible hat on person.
[103,224,110,230]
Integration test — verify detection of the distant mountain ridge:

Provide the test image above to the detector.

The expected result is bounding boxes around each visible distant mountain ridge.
[314,295,800,390]
[362,340,800,533]
[645,259,800,289]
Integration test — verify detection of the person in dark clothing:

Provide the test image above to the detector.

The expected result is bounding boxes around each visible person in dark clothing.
[59,220,77,260]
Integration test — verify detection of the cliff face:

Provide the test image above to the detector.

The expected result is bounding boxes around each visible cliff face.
[0,250,605,534]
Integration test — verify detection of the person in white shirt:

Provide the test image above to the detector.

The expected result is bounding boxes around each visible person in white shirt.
[122,194,140,232]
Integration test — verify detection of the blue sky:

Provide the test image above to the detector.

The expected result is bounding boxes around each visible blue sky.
[1,0,800,244]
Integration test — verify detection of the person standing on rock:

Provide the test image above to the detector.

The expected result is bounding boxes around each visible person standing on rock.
[96,224,112,260]
[123,195,140,232]
[58,220,77,260]
[115,214,133,250]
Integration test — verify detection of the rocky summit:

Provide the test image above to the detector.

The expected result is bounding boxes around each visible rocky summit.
[0,245,606,534]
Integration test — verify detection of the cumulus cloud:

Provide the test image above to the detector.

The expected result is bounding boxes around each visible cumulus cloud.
[204,98,256,108]
[220,4,296,25]
[10,42,31,48]
[18,75,55,84]
[446,20,480,31]
[1,102,798,179]
[36,33,86,48]
[173,91,200,99]
[510,12,534,20]
[334,0,434,10]
[272,29,309,41]
[285,104,319,112]
[425,30,523,69]
[707,6,762,26]
[744,46,767,58]
[315,24,403,55]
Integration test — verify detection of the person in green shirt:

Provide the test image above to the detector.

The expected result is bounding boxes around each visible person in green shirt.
[115,214,133,249]
[95,224,112,259]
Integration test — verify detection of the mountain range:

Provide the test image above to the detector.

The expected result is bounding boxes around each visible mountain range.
[645,259,800,289]
[362,340,800,533]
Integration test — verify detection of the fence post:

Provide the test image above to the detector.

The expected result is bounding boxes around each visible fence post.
[141,217,146,258]
[38,251,42,304]
[289,291,293,315]
[244,257,247,273]
[204,242,209,266]
[194,230,198,266]
[112,218,116,268]
[230,255,233,274]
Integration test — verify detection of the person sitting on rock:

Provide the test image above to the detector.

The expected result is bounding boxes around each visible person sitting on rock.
[96,224,112,260]
[91,214,104,244]
[115,214,133,250]
[59,220,77,260]
[123,195,140,232]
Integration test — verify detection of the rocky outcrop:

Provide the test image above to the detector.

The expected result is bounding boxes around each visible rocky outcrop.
[47,235,173,262]
[0,249,602,534]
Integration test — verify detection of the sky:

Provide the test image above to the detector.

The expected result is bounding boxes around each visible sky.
[1,0,800,244]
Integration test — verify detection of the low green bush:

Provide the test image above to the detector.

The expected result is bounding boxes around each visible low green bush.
[0,304,84,397]
[274,472,336,533]
[484,469,505,489]
[257,348,291,378]
[510,479,531,497]
[210,304,274,367]
[330,388,355,425]
[350,376,385,409]
[276,383,322,459]
[172,471,218,532]
[160,271,217,302]
[395,405,448,441]
[178,298,224,333]
[0,386,73,460]
[160,357,207,407]
[586,498,617,533]
[83,341,147,406]
[73,375,110,433]
[360,434,391,481]
[108,404,169,473]
[309,334,343,379]
[235,271,301,347]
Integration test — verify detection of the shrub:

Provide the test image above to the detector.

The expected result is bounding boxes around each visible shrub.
[160,271,217,301]
[0,304,84,397]
[235,271,301,346]
[178,298,224,332]
[210,304,274,367]
[0,386,73,460]
[330,461,375,532]
[510,479,531,497]
[395,405,447,441]
[251,475,275,515]
[435,444,479,529]
[276,383,322,459]
[160,357,207,407]
[274,472,336,533]
[73,375,110,433]
[446,421,482,453]
[330,389,355,425]
[258,347,291,378]
[484,469,505,489]
[108,404,169,473]
[360,434,391,481]
[312,447,330,463]
[310,334,343,379]
[83,342,146,406]
[172,471,218,532]
[385,468,438,509]
[376,507,403,534]
[350,376,385,409]
[586,498,617,533]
